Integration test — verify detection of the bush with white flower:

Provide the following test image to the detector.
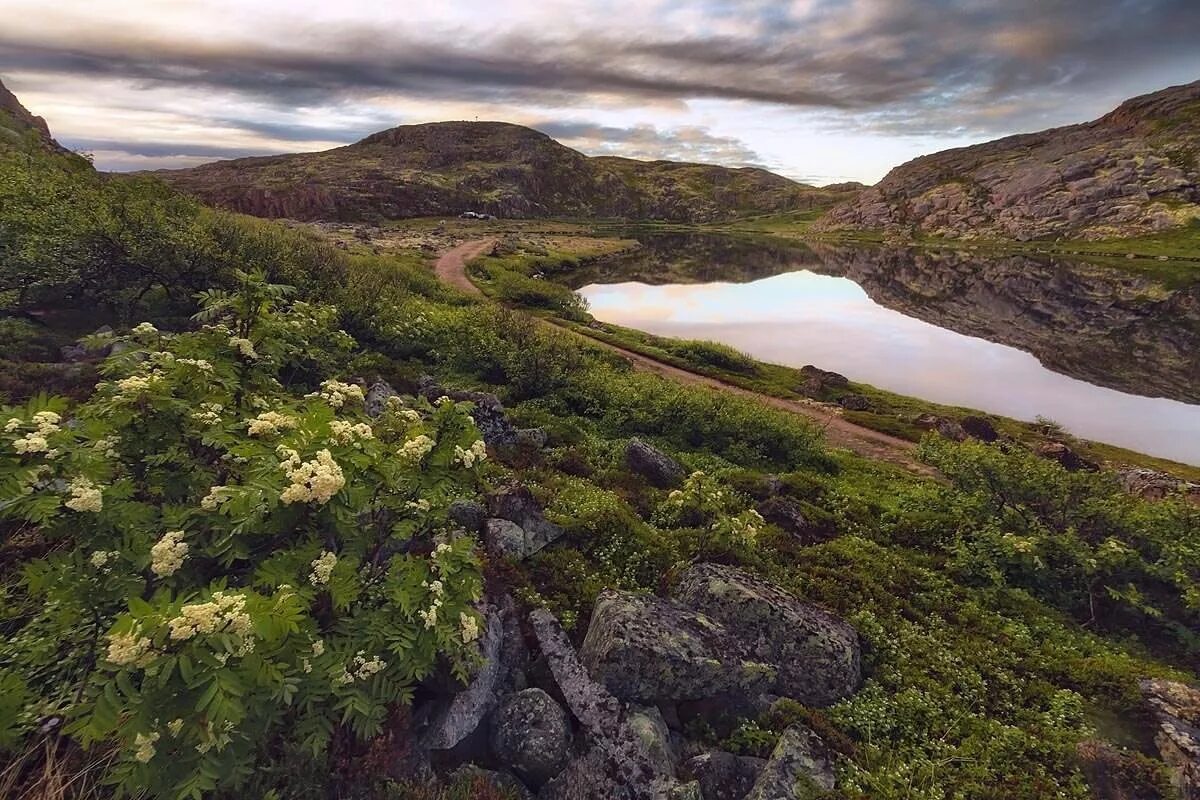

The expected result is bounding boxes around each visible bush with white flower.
[654,470,764,552]
[0,272,489,798]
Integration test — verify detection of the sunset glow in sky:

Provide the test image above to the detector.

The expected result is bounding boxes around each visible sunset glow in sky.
[2,0,1198,183]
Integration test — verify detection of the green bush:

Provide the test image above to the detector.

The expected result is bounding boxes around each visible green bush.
[666,338,758,374]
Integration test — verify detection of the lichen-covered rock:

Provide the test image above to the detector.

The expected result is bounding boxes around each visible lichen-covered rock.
[485,518,529,560]
[488,483,564,556]
[671,564,860,707]
[755,496,834,545]
[448,499,487,533]
[837,394,871,412]
[364,380,399,418]
[744,725,835,800]
[490,689,573,787]
[626,439,687,489]
[579,589,776,704]
[1036,441,1099,472]
[1140,679,1200,800]
[418,376,520,447]
[960,415,999,443]
[682,750,766,800]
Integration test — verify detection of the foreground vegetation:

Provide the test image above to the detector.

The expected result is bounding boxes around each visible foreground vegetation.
[2,135,1199,800]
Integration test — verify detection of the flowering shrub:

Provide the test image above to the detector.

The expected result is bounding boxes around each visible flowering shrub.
[654,470,764,553]
[0,274,489,798]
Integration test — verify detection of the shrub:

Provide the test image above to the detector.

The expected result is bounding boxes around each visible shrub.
[666,339,758,374]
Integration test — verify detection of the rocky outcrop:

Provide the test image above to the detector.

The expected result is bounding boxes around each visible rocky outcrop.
[754,496,835,545]
[672,564,861,707]
[744,725,836,800]
[819,80,1200,242]
[484,483,565,561]
[681,751,766,800]
[152,121,854,224]
[0,78,67,152]
[490,689,573,787]
[626,439,687,489]
[1036,441,1099,472]
[1141,679,1200,800]
[1118,468,1200,503]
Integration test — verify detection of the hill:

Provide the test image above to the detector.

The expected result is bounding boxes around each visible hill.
[151,121,855,223]
[0,77,66,151]
[817,79,1200,241]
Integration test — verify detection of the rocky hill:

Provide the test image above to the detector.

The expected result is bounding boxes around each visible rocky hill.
[151,121,854,223]
[817,80,1200,241]
[0,77,65,151]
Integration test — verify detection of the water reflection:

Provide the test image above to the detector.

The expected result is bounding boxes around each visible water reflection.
[577,235,1200,465]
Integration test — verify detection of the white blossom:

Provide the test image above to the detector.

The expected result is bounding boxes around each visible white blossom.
[398,434,435,463]
[246,411,297,437]
[309,551,338,586]
[150,530,189,577]
[167,591,253,644]
[460,612,480,643]
[280,450,345,505]
[107,628,154,667]
[65,477,103,513]
[228,336,259,360]
[328,420,374,445]
[133,731,159,763]
[307,379,364,409]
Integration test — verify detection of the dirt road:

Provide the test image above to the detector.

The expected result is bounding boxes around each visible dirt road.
[434,239,931,475]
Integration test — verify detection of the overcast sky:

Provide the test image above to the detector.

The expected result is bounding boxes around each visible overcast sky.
[1,0,1197,184]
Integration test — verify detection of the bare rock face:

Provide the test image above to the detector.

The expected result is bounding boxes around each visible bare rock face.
[671,564,861,708]
[744,725,836,800]
[1141,679,1200,800]
[818,79,1200,241]
[0,77,64,150]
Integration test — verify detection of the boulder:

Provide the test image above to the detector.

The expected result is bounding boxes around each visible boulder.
[799,365,849,389]
[960,415,999,443]
[484,518,529,560]
[914,413,967,442]
[1140,679,1200,800]
[579,589,776,704]
[837,394,872,412]
[1037,441,1099,472]
[1117,468,1200,503]
[422,595,528,751]
[744,725,835,800]
[682,751,766,800]
[626,439,687,489]
[418,376,520,447]
[490,689,573,787]
[671,564,860,707]
[487,483,564,557]
[448,499,487,533]
[755,496,834,545]
[364,380,400,418]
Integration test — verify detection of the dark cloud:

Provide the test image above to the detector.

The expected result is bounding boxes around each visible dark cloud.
[535,121,765,167]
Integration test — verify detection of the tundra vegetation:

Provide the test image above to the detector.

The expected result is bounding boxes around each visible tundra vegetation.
[1,127,1198,800]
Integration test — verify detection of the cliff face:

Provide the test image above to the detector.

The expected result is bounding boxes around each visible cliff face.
[151,121,855,223]
[0,77,65,151]
[817,80,1200,241]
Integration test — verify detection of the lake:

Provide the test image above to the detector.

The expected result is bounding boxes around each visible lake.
[575,234,1200,465]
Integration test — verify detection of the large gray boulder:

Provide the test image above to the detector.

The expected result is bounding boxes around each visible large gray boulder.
[1141,679,1200,800]
[744,725,835,800]
[364,380,400,418]
[671,564,860,707]
[626,439,687,489]
[682,751,766,800]
[490,689,573,787]
[488,483,564,558]
[579,590,776,704]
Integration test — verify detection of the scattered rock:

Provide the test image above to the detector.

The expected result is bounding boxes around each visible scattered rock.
[800,365,849,389]
[364,380,399,418]
[626,439,687,489]
[418,376,519,447]
[837,394,872,412]
[490,689,573,787]
[1117,467,1200,503]
[914,414,967,442]
[448,499,487,533]
[755,496,834,545]
[1037,441,1099,472]
[484,519,530,560]
[579,589,776,704]
[672,564,861,707]
[486,483,564,558]
[1140,679,1200,800]
[682,750,766,800]
[1076,739,1167,800]
[960,415,999,442]
[744,725,835,800]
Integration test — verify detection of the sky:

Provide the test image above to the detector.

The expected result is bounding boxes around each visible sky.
[1,0,1198,185]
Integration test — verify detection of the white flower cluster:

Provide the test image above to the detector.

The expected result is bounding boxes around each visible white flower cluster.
[329,420,374,445]
[720,509,765,545]
[406,498,431,513]
[107,628,155,667]
[418,577,445,629]
[93,435,120,458]
[334,651,387,686]
[454,439,488,468]
[113,372,165,401]
[150,530,189,577]
[190,403,224,426]
[385,396,422,423]
[246,411,298,437]
[228,336,259,360]
[279,449,345,505]
[307,379,364,409]
[176,357,213,372]
[200,485,232,511]
[167,719,184,737]
[309,551,337,586]
[167,591,253,653]
[90,550,120,572]
[398,434,435,463]
[65,477,103,513]
[133,731,159,762]
[131,322,158,336]
[10,411,61,456]
[460,611,480,643]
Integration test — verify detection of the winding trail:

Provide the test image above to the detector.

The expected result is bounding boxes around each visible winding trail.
[435,239,930,475]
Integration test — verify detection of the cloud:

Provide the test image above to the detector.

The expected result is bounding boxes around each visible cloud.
[535,121,766,166]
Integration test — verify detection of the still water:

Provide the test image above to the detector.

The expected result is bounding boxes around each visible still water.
[576,236,1200,465]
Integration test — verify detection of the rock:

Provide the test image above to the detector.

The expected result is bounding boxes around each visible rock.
[490,689,573,787]
[960,415,999,442]
[626,439,687,489]
[418,376,520,447]
[485,518,530,560]
[682,751,766,800]
[448,499,487,533]
[837,394,871,412]
[1117,467,1200,503]
[528,608,684,800]
[1140,679,1200,800]
[745,725,835,800]
[579,589,776,704]
[448,765,534,800]
[486,483,564,558]
[423,595,527,751]
[676,693,778,740]
[671,564,861,707]
[914,414,966,442]
[799,365,849,389]
[755,496,834,545]
[364,380,399,418]
[515,428,549,449]
[1076,739,1164,800]
[1037,441,1099,472]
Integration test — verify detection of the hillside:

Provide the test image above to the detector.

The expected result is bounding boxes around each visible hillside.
[151,121,854,223]
[818,79,1200,241]
[0,77,65,151]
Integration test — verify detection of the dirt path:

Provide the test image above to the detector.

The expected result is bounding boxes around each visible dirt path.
[434,239,931,475]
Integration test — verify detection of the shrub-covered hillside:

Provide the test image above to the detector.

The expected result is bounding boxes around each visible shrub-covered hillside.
[2,126,1199,800]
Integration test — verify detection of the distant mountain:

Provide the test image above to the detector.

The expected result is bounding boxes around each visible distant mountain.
[0,77,66,151]
[151,121,857,223]
[817,80,1200,241]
